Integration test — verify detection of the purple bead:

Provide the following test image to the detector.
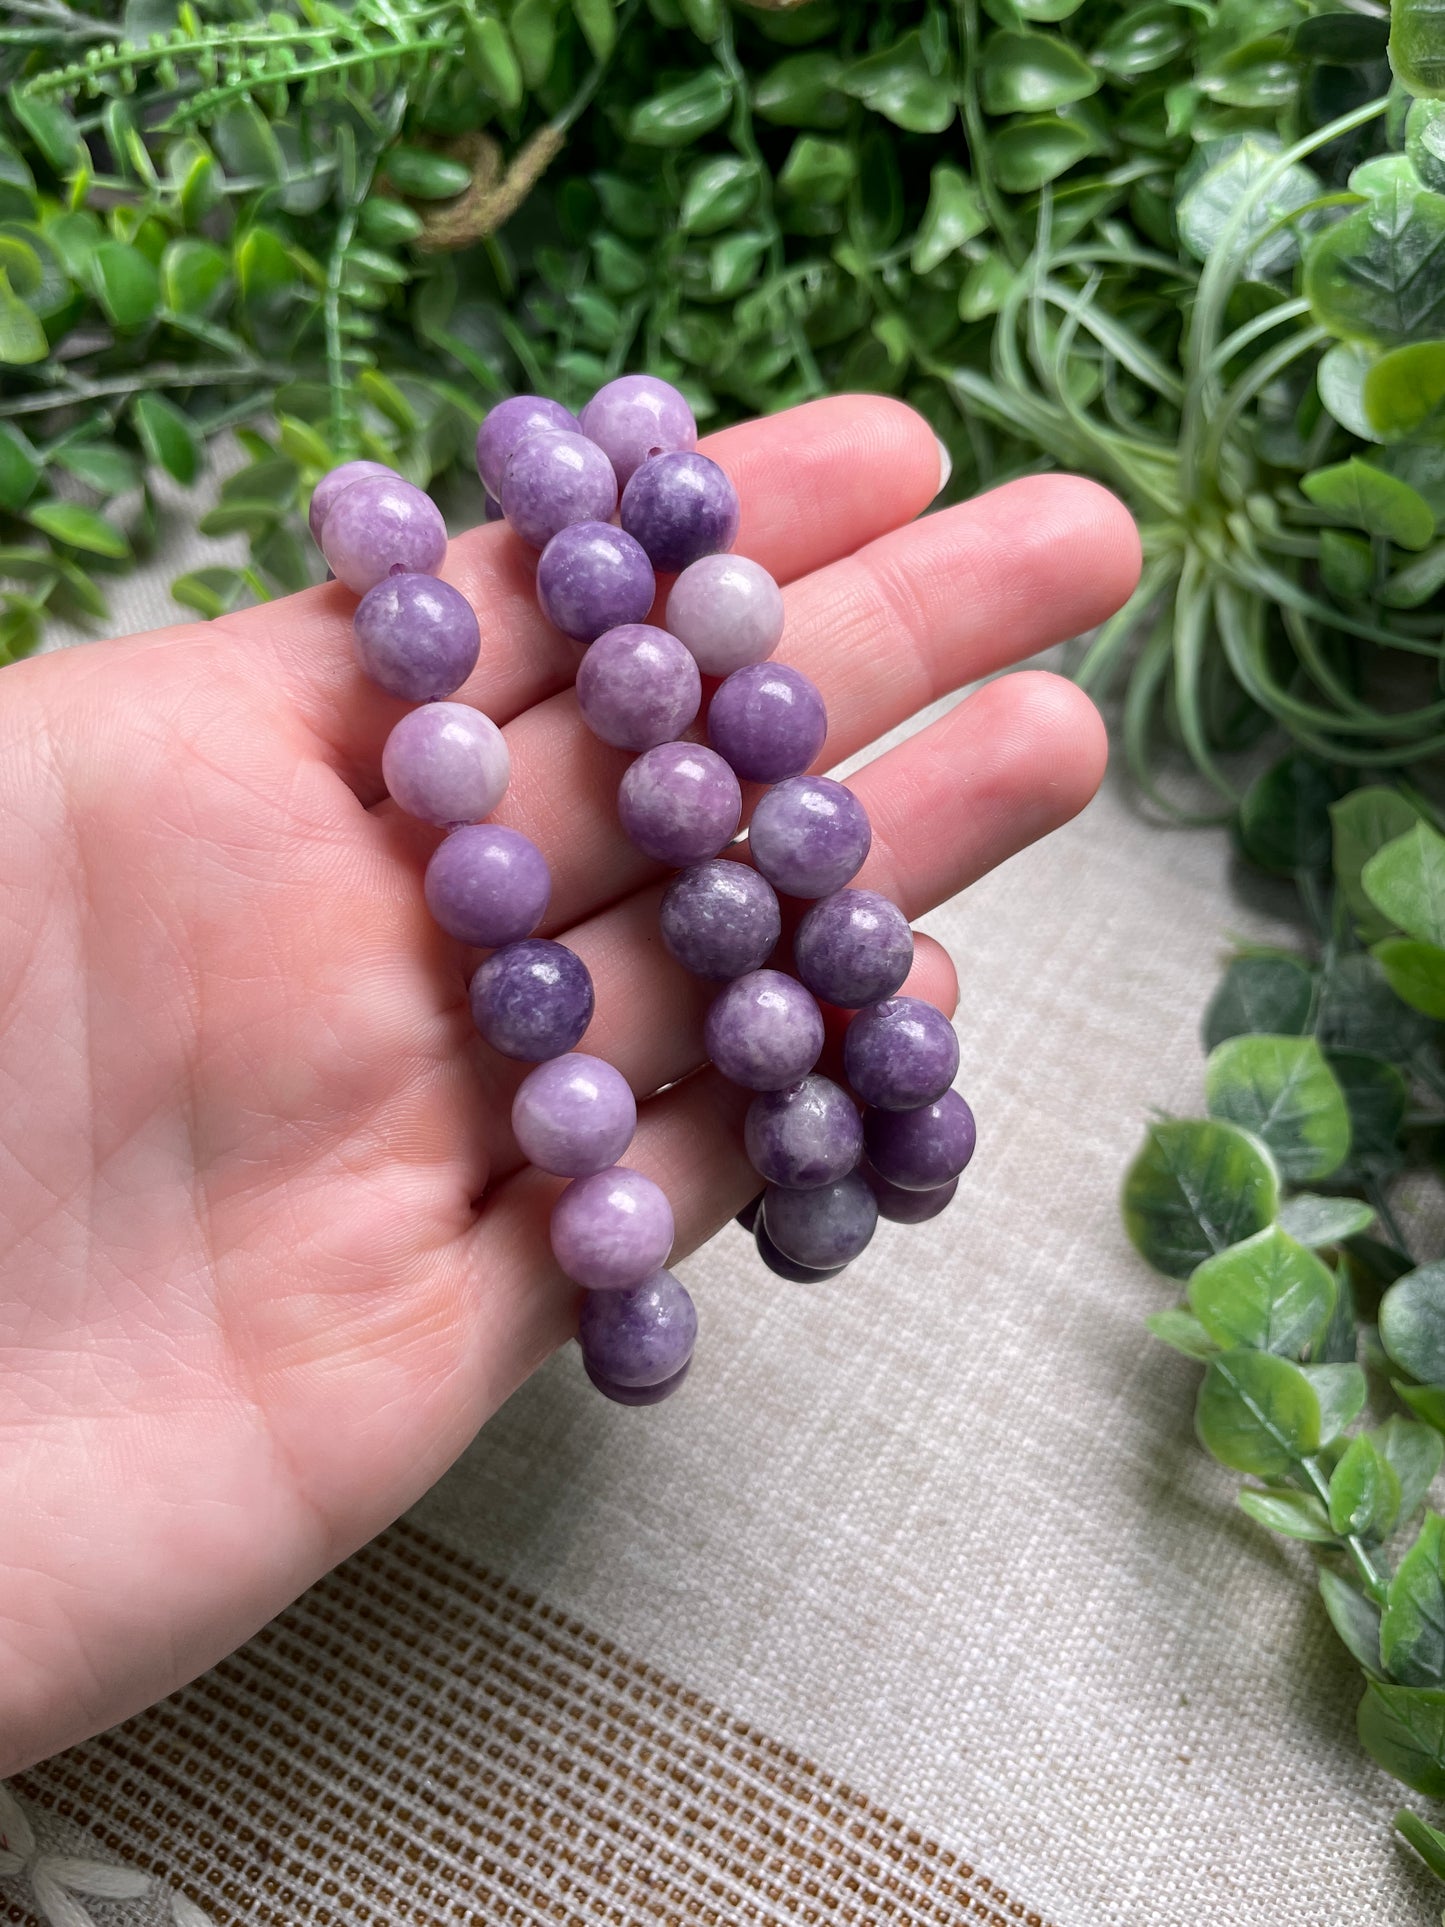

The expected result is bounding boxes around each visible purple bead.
[755,1223,847,1282]
[551,1165,675,1291]
[536,521,655,644]
[667,555,785,675]
[744,1075,863,1189]
[864,1091,977,1191]
[659,859,781,981]
[352,572,481,701]
[320,475,448,594]
[476,394,578,495]
[424,824,551,947]
[580,375,698,488]
[512,1052,636,1177]
[308,460,398,545]
[703,969,824,1092]
[749,776,872,899]
[865,1165,959,1225]
[584,1355,692,1404]
[500,429,618,549]
[762,1171,878,1269]
[707,662,827,784]
[844,996,960,1111]
[618,742,742,866]
[620,452,740,573]
[484,490,505,523]
[382,701,509,826]
[578,1269,697,1386]
[469,940,594,1061]
[736,1193,764,1233]
[577,624,702,751]
[794,890,914,1009]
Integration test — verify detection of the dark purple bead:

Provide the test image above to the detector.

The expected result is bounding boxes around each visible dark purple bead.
[583,1354,692,1404]
[755,1223,847,1282]
[659,859,781,981]
[864,1091,976,1191]
[748,776,872,899]
[745,1075,863,1189]
[620,451,740,573]
[469,940,594,1061]
[308,460,397,545]
[703,969,824,1091]
[736,1193,764,1233]
[424,824,551,947]
[618,742,741,866]
[794,890,914,1009]
[578,1269,697,1386]
[536,521,656,644]
[352,572,480,701]
[844,995,960,1111]
[576,624,702,751]
[500,428,617,549]
[707,663,827,784]
[762,1172,878,1269]
[476,394,578,496]
[865,1164,959,1224]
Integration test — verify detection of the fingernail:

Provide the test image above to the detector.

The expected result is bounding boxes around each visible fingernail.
[934,434,952,499]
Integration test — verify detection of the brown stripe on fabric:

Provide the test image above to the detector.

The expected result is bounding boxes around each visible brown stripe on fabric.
[15,1517,1053,1927]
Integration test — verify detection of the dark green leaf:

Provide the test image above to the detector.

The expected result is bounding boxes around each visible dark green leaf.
[510,0,559,89]
[1382,539,1445,608]
[211,100,284,182]
[1177,136,1323,275]
[1399,1380,1445,1435]
[1320,1569,1384,1673]
[0,424,40,510]
[1319,529,1375,599]
[627,71,734,146]
[1205,1034,1351,1184]
[1296,10,1391,62]
[1408,98,1445,191]
[1197,1348,1320,1476]
[754,53,850,129]
[841,32,956,133]
[777,136,855,204]
[1237,755,1336,874]
[10,88,83,174]
[1392,0,1445,94]
[992,113,1102,193]
[1304,171,1445,348]
[912,165,986,274]
[1202,954,1314,1051]
[91,241,160,331]
[1327,1049,1408,1183]
[235,226,293,301]
[980,30,1099,113]
[573,0,618,61]
[1382,1263,1445,1384]
[1331,788,1422,939]
[1394,1810,1445,1883]
[1302,458,1435,550]
[1238,1486,1337,1540]
[1095,6,1191,79]
[466,16,524,109]
[1359,1681,1445,1795]
[1384,1515,1445,1686]
[25,501,130,558]
[1188,1224,1335,1355]
[1316,953,1432,1058]
[160,238,229,316]
[132,394,199,486]
[1277,1194,1374,1247]
[1145,1307,1220,1359]
[1329,1434,1402,1538]
[382,148,472,199]
[680,156,759,234]
[1123,1118,1280,1279]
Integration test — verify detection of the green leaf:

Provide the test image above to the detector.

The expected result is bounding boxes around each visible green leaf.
[467,17,524,108]
[1371,936,1445,1018]
[54,442,138,494]
[1320,1569,1384,1673]
[1399,1380,1445,1435]
[1363,821,1445,944]
[1384,1515,1445,1687]
[680,156,759,234]
[1394,1809,1445,1883]
[708,230,768,299]
[1145,1307,1220,1359]
[777,137,855,204]
[1331,788,1422,939]
[911,165,986,274]
[1123,1118,1280,1280]
[1391,0,1445,94]
[992,114,1102,193]
[1317,341,1383,443]
[1330,1434,1403,1538]
[1095,5,1190,80]
[1304,171,1445,348]
[1205,1034,1351,1184]
[1237,755,1336,874]
[1382,539,1445,608]
[510,0,559,90]
[1374,1416,1444,1522]
[132,394,199,486]
[0,267,44,365]
[1197,1348,1320,1476]
[572,0,617,61]
[627,71,734,146]
[1381,1262,1445,1384]
[958,252,1016,321]
[10,88,83,174]
[1302,458,1435,551]
[1359,1681,1445,1795]
[0,424,39,509]
[754,53,850,129]
[1316,953,1432,1059]
[210,100,284,182]
[1296,10,1391,61]
[1177,137,1323,277]
[382,148,472,199]
[1277,1194,1374,1247]
[1319,529,1376,599]
[91,240,160,331]
[1188,1224,1335,1356]
[1301,1362,1368,1441]
[1408,98,1445,191]
[979,30,1099,113]
[1238,1486,1337,1541]
[1363,340,1445,440]
[1202,954,1313,1052]
[235,226,293,302]
[25,501,130,558]
[160,237,229,316]
[841,32,956,133]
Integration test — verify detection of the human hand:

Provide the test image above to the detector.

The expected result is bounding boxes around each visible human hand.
[0,396,1139,1773]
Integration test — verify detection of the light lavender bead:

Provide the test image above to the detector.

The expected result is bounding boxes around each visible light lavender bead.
[755,1222,847,1282]
[745,1075,863,1189]
[551,1165,675,1291]
[500,429,618,549]
[667,555,784,675]
[580,374,698,488]
[537,522,655,643]
[864,1091,977,1191]
[320,475,448,593]
[865,1164,959,1225]
[382,702,509,826]
[794,890,914,1009]
[659,859,781,980]
[424,824,551,947]
[762,1171,878,1269]
[707,662,827,784]
[618,742,741,866]
[749,776,871,899]
[308,460,398,545]
[469,940,594,1062]
[512,1053,636,1177]
[476,394,577,495]
[578,1269,697,1386]
[703,969,824,1091]
[577,624,702,750]
[844,995,960,1111]
[583,1355,692,1404]
[620,451,740,574]
[352,572,480,701]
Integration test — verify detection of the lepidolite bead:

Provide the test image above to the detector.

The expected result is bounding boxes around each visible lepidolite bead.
[703,969,824,1091]
[500,429,618,549]
[794,889,913,1009]
[866,1165,959,1224]
[659,859,781,980]
[844,995,960,1111]
[584,1355,692,1404]
[308,459,397,544]
[321,475,448,593]
[864,1090,976,1191]
[424,824,551,947]
[578,1269,697,1386]
[551,1165,675,1290]
[469,940,594,1061]
[353,573,480,702]
[744,1075,863,1189]
[748,776,872,899]
[763,1171,878,1269]
[618,742,741,866]
[667,554,784,675]
[620,451,740,573]
[754,1223,846,1282]
[382,701,509,826]
[537,522,655,643]
[579,374,697,488]
[577,624,701,750]
[707,663,827,783]
[512,1053,636,1177]
[476,394,577,495]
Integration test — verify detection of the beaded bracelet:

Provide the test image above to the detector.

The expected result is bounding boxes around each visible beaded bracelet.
[309,376,975,1408]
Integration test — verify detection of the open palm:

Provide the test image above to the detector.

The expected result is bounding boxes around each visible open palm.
[0,396,1138,1774]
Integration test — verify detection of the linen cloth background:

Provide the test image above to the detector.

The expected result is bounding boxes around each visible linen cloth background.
[4,502,1440,1927]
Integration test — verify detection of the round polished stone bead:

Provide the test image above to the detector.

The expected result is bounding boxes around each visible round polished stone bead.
[382,701,509,826]
[864,1090,977,1191]
[703,969,824,1091]
[483,489,505,523]
[352,572,480,701]
[748,776,872,899]
[666,554,784,675]
[707,662,827,784]
[736,1193,764,1234]
[308,460,397,545]
[537,522,655,644]
[476,394,578,495]
[551,1165,675,1291]
[620,452,740,573]
[424,824,551,947]
[744,1075,863,1189]
[659,859,781,981]
[578,1269,697,1387]
[579,375,697,488]
[584,1355,692,1404]
[844,995,960,1111]
[469,939,594,1061]
[321,475,448,593]
[618,742,741,866]
[755,1223,847,1283]
[794,889,913,1009]
[577,624,701,751]
[512,1052,636,1177]
[762,1171,878,1269]
[500,429,618,549]
[865,1165,959,1225]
